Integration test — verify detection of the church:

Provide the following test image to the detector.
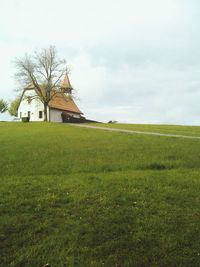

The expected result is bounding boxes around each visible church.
[17,74,84,123]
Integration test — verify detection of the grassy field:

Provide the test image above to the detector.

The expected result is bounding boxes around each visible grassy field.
[0,122,200,267]
[87,123,200,137]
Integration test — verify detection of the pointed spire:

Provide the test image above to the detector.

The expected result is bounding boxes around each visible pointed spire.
[61,73,73,90]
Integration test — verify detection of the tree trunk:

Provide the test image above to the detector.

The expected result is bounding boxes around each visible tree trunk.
[44,102,48,121]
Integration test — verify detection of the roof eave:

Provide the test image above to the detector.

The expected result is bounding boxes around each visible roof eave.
[48,106,83,115]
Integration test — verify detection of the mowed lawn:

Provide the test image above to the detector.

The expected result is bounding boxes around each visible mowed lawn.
[87,123,200,137]
[0,122,200,267]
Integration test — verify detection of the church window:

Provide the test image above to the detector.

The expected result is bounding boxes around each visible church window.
[39,111,43,118]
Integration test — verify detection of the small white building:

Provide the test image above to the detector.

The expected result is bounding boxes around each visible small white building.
[17,74,83,122]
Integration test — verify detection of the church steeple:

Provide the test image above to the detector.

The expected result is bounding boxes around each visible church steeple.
[61,73,73,94]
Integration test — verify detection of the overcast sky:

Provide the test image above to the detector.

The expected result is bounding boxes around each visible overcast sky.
[0,0,200,124]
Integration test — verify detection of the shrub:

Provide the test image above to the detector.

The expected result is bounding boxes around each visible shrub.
[22,117,30,122]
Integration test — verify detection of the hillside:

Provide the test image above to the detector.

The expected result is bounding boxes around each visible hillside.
[1,122,200,267]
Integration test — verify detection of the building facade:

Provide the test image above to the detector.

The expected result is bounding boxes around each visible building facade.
[17,74,83,122]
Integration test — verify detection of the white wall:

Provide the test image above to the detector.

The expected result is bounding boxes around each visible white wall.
[18,89,81,122]
[49,109,81,122]
[18,89,44,121]
[49,109,63,123]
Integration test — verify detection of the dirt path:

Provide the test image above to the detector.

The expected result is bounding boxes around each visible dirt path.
[69,124,200,140]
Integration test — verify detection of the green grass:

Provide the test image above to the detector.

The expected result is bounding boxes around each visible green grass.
[88,123,200,137]
[0,122,200,267]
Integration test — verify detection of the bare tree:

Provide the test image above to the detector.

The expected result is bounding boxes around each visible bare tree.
[14,46,68,121]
